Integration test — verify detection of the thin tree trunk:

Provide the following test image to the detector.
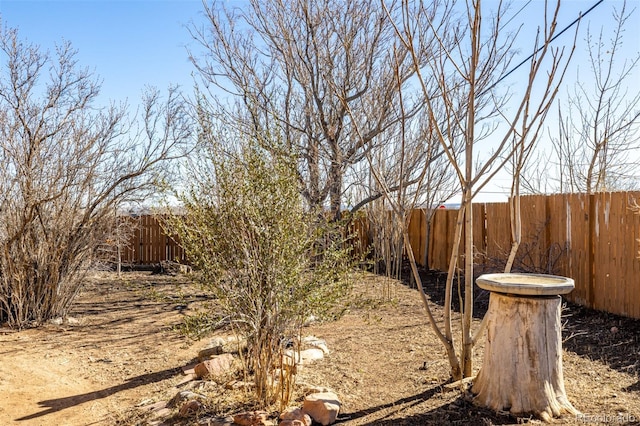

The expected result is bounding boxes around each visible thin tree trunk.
[442,205,466,380]
[461,190,474,377]
[402,228,462,380]
[505,193,521,273]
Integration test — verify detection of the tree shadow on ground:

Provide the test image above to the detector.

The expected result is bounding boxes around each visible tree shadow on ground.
[399,266,491,320]
[58,276,211,351]
[625,381,640,393]
[342,388,520,426]
[15,366,180,421]
[341,385,443,422]
[561,301,640,378]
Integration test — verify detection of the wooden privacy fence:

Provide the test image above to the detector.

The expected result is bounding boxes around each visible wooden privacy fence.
[414,191,640,319]
[118,215,187,265]
[119,191,640,319]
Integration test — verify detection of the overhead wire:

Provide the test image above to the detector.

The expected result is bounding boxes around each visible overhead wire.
[481,0,605,96]
[499,0,533,32]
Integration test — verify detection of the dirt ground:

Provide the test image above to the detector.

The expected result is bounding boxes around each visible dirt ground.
[0,272,200,426]
[1,270,639,425]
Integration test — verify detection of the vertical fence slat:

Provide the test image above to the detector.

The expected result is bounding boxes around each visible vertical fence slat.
[419,209,428,267]
[570,193,590,307]
[484,202,511,266]
[631,194,640,318]
[473,203,486,269]
[594,192,613,314]
[546,193,569,276]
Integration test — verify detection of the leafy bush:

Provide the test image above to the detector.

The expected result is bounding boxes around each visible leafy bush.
[165,137,353,408]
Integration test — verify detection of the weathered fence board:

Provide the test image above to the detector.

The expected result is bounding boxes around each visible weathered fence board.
[428,208,460,272]
[587,192,640,318]
[483,202,511,267]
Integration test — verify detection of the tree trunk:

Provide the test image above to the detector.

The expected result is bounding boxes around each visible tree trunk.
[472,292,579,422]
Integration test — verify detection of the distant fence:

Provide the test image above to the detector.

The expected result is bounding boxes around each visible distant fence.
[118,215,186,265]
[120,191,640,319]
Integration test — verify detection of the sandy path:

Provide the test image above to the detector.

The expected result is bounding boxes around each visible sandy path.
[1,332,113,425]
[0,272,199,426]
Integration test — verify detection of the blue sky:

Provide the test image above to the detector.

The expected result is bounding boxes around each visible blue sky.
[0,0,636,108]
[0,0,637,201]
[0,0,208,105]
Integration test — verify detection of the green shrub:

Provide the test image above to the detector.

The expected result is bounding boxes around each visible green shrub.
[165,137,352,409]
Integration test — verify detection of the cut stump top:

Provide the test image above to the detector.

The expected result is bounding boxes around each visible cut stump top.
[476,273,574,296]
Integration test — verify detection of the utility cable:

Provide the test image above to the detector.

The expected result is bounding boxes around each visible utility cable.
[500,0,533,32]
[481,0,605,96]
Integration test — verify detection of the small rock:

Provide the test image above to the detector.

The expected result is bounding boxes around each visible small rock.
[282,346,325,366]
[183,380,219,393]
[302,392,341,426]
[302,336,329,354]
[160,260,192,275]
[232,410,272,426]
[299,384,333,395]
[50,317,63,325]
[611,326,619,334]
[194,353,235,379]
[299,348,324,364]
[198,346,224,361]
[210,336,227,347]
[280,407,312,426]
[167,390,205,408]
[284,350,301,364]
[279,421,306,426]
[66,316,80,325]
[198,338,226,361]
[179,399,203,416]
[224,335,248,353]
[136,398,154,407]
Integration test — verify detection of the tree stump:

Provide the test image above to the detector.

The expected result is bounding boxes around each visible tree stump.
[472,292,579,421]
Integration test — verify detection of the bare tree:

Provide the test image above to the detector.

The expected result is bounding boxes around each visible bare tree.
[350,100,458,281]
[544,1,640,194]
[503,101,552,273]
[189,0,425,219]
[389,0,575,390]
[0,27,191,328]
[94,209,141,275]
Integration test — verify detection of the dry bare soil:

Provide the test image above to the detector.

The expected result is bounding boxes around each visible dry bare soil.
[1,270,639,425]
